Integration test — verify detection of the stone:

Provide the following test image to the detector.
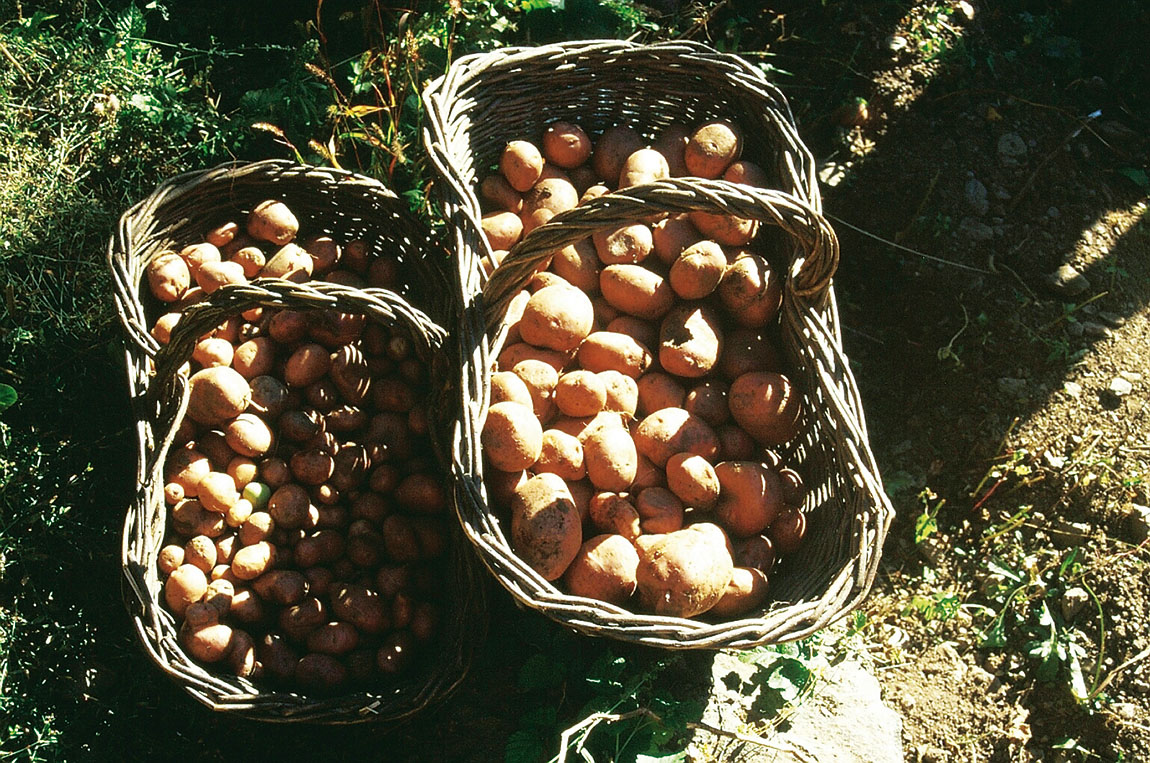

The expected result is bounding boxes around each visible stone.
[1046,206,1061,219]
[1063,381,1082,397]
[959,217,993,242]
[997,132,1027,165]
[1120,371,1142,382]
[1043,451,1066,469]
[885,35,908,54]
[1043,264,1090,296]
[964,178,989,216]
[1109,376,1134,397]
[1082,321,1113,338]
[1060,586,1090,621]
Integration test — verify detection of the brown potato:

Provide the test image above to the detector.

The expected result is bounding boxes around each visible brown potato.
[717,252,781,328]
[151,312,181,344]
[652,123,691,176]
[684,119,742,178]
[636,372,686,417]
[669,240,727,299]
[248,377,290,422]
[510,359,559,420]
[262,243,313,282]
[247,199,298,245]
[521,178,579,234]
[593,224,653,265]
[600,265,674,320]
[598,370,638,417]
[165,564,208,616]
[178,242,221,277]
[604,315,657,350]
[239,511,275,545]
[576,331,653,379]
[231,540,275,580]
[591,125,644,186]
[728,372,802,446]
[306,622,359,655]
[633,452,665,491]
[332,584,388,634]
[482,211,524,251]
[651,215,701,265]
[382,514,421,562]
[187,367,251,426]
[309,310,366,349]
[296,653,347,690]
[634,525,733,617]
[204,577,235,615]
[633,408,720,467]
[290,450,334,486]
[491,371,534,408]
[733,534,777,573]
[500,140,545,192]
[206,221,239,248]
[195,260,247,294]
[719,328,781,380]
[284,343,332,388]
[228,628,257,678]
[481,174,524,213]
[184,535,218,573]
[165,447,211,497]
[252,569,308,606]
[583,426,638,492]
[483,401,544,472]
[164,482,185,506]
[519,284,594,352]
[146,252,191,303]
[688,211,758,247]
[580,183,610,204]
[198,471,239,514]
[568,166,597,196]
[562,534,640,605]
[684,380,729,426]
[302,235,341,274]
[723,159,770,187]
[709,566,770,617]
[550,238,601,293]
[659,304,724,379]
[226,413,273,458]
[376,632,415,675]
[510,473,582,580]
[230,586,265,624]
[258,633,300,682]
[182,622,234,663]
[768,507,807,555]
[665,453,720,509]
[268,483,311,529]
[158,544,184,575]
[555,370,606,418]
[232,337,276,379]
[589,491,641,539]
[497,342,570,373]
[713,461,784,537]
[543,121,592,169]
[636,487,685,534]
[395,473,447,514]
[230,246,266,278]
[534,429,586,481]
[618,148,670,189]
[778,468,806,506]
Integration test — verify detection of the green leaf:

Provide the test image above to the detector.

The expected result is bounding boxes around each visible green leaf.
[0,384,15,413]
[914,509,938,545]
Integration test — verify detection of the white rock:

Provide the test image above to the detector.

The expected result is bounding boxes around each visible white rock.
[1110,376,1134,397]
[1060,586,1090,621]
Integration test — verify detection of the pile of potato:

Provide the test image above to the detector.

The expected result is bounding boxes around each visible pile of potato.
[478,120,809,619]
[146,202,447,691]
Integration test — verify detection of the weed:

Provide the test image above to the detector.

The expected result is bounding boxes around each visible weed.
[914,487,944,545]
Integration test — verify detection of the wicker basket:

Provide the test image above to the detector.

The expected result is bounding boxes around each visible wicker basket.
[107,160,485,722]
[421,42,894,649]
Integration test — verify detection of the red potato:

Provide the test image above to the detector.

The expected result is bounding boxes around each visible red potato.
[229,587,265,624]
[146,252,191,302]
[482,401,544,472]
[713,461,784,537]
[634,525,733,617]
[521,178,579,234]
[591,126,644,185]
[719,329,781,380]
[769,507,807,555]
[283,344,332,388]
[501,140,545,192]
[252,569,308,606]
[332,584,389,634]
[295,653,347,691]
[589,492,641,540]
[182,622,234,664]
[728,372,802,446]
[684,380,730,427]
[633,408,720,467]
[709,566,770,617]
[734,534,777,573]
[665,453,720,509]
[562,534,640,605]
[481,174,524,213]
[576,332,653,379]
[778,468,806,506]
[247,200,298,245]
[305,622,359,655]
[482,211,524,251]
[301,235,340,274]
[593,224,653,265]
[651,215,702,265]
[688,211,758,247]
[519,284,595,352]
[600,265,675,321]
[395,473,448,514]
[534,429,586,481]
[717,252,782,328]
[632,452,665,491]
[510,473,582,580]
[543,121,593,169]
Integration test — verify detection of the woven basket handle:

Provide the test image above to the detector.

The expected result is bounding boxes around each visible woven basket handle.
[482,179,838,332]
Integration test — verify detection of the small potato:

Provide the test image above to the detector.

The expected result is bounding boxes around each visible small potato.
[717,252,781,328]
[158,544,185,575]
[267,309,309,344]
[684,119,742,179]
[593,224,653,265]
[196,430,235,469]
[600,265,674,321]
[598,370,638,417]
[719,329,781,380]
[510,473,582,580]
[591,125,644,186]
[723,159,770,187]
[195,260,247,294]
[634,525,733,617]
[491,371,534,408]
[187,367,251,426]
[733,534,777,573]
[633,408,720,467]
[688,211,758,247]
[178,242,221,276]
[652,123,691,176]
[249,376,291,419]
[511,359,559,420]
[395,473,448,515]
[519,284,594,352]
[213,534,238,565]
[618,148,670,189]
[258,633,300,682]
[231,540,275,580]
[182,622,234,663]
[768,507,807,555]
[500,140,545,192]
[184,535,218,573]
[206,221,239,248]
[636,487,685,534]
[284,344,332,388]
[562,534,639,605]
[576,331,653,379]
[482,401,544,472]
[684,380,730,426]
[198,472,239,514]
[146,252,191,302]
[482,211,524,251]
[651,215,701,265]
[580,184,610,204]
[534,429,586,481]
[709,566,770,617]
[778,468,806,506]
[551,238,601,293]
[589,492,641,539]
[229,629,257,678]
[659,304,724,379]
[226,413,274,458]
[332,584,388,634]
[252,569,308,606]
[204,577,235,615]
[279,409,324,443]
[306,622,359,655]
[164,564,208,616]
[728,372,802,446]
[713,461,784,537]
[247,200,298,245]
[164,482,185,505]
[232,337,276,379]
[633,452,664,491]
[382,514,421,562]
[605,315,657,350]
[230,587,265,624]
[666,453,720,509]
[669,240,727,299]
[296,653,347,691]
[290,450,335,486]
[521,178,579,234]
[543,121,592,169]
[497,342,570,373]
[302,235,341,274]
[230,246,266,278]
[262,243,313,282]
[151,312,181,344]
[583,427,638,492]
[280,597,327,640]
[555,370,606,417]
[481,174,524,213]
[636,372,686,417]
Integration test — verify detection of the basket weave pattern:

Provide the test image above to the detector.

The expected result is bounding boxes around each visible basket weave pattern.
[108,160,484,721]
[423,41,894,648]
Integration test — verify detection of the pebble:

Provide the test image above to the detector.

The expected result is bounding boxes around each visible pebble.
[1060,586,1090,621]
[1099,311,1127,328]
[885,35,908,54]
[1063,381,1082,397]
[1043,263,1090,296]
[1082,321,1113,338]
[1043,451,1066,469]
[959,216,994,242]
[1113,702,1139,720]
[1120,371,1142,382]
[997,132,1028,165]
[964,178,990,216]
[1110,376,1134,396]
[1067,321,1085,337]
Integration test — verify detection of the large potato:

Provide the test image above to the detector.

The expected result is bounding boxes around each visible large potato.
[562,534,639,605]
[519,284,594,352]
[146,252,191,302]
[658,304,724,379]
[709,566,770,617]
[510,473,582,580]
[618,148,670,189]
[543,121,593,169]
[717,252,782,328]
[583,426,638,492]
[669,240,726,299]
[633,408,720,467]
[713,461,784,537]
[665,453,720,509]
[728,372,802,446]
[651,215,701,265]
[550,238,601,293]
[600,265,674,320]
[576,331,653,379]
[521,178,579,234]
[483,401,544,472]
[635,525,733,617]
[187,367,251,426]
[684,120,742,179]
[593,224,653,265]
[500,140,545,192]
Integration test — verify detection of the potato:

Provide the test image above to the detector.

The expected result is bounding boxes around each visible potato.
[519,284,594,352]
[684,381,729,427]
[510,473,582,580]
[669,240,726,299]
[543,121,592,169]
[636,373,686,417]
[713,461,784,537]
[151,312,181,344]
[534,429,586,481]
[198,471,239,514]
[562,534,639,605]
[228,628,257,678]
[187,367,251,426]
[490,371,534,409]
[521,178,579,234]
[580,183,609,204]
[371,377,414,413]
[231,540,275,580]
[635,525,733,617]
[331,444,369,492]
[589,492,641,539]
[225,413,273,458]
[583,426,638,492]
[165,447,211,497]
[482,211,523,251]
[158,544,184,575]
[301,235,340,274]
[247,199,298,245]
[778,468,806,506]
[717,252,781,327]
[182,622,234,663]
[146,252,191,303]
[510,359,559,419]
[262,243,314,282]
[239,510,275,545]
[709,566,770,617]
[633,408,720,467]
[600,265,674,320]
[184,601,219,629]
[723,159,770,187]
[528,270,568,292]
[651,215,701,265]
[554,370,606,417]
[483,401,544,472]
[232,337,275,380]
[178,242,221,277]
[733,534,776,573]
[570,166,597,196]
[163,482,185,505]
[659,304,724,379]
[481,174,524,213]
[593,224,653,265]
[184,535,217,573]
[636,487,684,534]
[165,564,208,616]
[252,569,308,606]
[728,372,802,446]
[652,123,691,176]
[204,577,235,616]
[591,125,644,186]
[633,452,664,492]
[296,653,347,691]
[719,328,781,380]
[501,140,545,192]
[497,342,570,373]
[576,331,653,379]
[604,315,657,350]
[195,260,247,294]
[395,473,447,514]
[230,246,266,278]
[229,586,265,624]
[685,119,742,178]
[258,633,299,682]
[213,533,238,564]
[688,211,758,247]
[665,453,720,509]
[206,221,239,248]
[550,238,601,293]
[618,148,670,189]
[332,584,388,634]
[554,410,625,446]
[598,371,638,417]
[268,483,312,529]
[769,507,807,555]
[305,622,359,655]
